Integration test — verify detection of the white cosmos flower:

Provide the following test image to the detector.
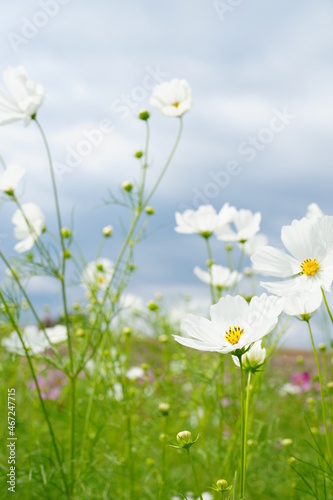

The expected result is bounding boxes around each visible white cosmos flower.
[126,366,145,380]
[174,294,284,354]
[232,341,266,371]
[194,265,242,289]
[306,203,324,220]
[175,203,236,237]
[12,202,46,253]
[2,324,67,356]
[251,216,333,296]
[243,233,268,256]
[0,66,45,126]
[0,164,25,194]
[150,79,192,117]
[45,324,68,344]
[215,209,261,243]
[81,258,114,291]
[283,290,323,317]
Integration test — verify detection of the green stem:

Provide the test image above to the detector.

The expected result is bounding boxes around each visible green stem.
[321,287,333,325]
[0,291,70,497]
[237,244,245,272]
[205,237,216,304]
[243,371,251,496]
[161,416,167,496]
[138,120,150,208]
[240,360,246,498]
[77,117,183,373]
[217,356,224,469]
[307,320,332,468]
[34,118,76,493]
[187,449,203,500]
[143,117,183,206]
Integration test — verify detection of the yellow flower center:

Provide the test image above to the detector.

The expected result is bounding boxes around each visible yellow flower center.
[225,325,244,345]
[172,101,180,108]
[97,276,105,284]
[300,258,320,276]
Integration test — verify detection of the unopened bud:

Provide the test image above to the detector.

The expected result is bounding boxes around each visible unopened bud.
[134,150,144,159]
[63,249,71,259]
[147,300,159,311]
[122,181,133,192]
[281,438,293,447]
[159,402,170,416]
[216,479,229,491]
[318,343,326,352]
[145,206,155,215]
[61,227,71,239]
[139,109,150,121]
[103,225,113,237]
[123,326,132,337]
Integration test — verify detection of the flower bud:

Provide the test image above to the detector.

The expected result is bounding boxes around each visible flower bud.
[281,438,293,447]
[159,433,167,443]
[134,150,144,159]
[147,300,159,311]
[216,479,229,491]
[159,334,168,343]
[159,402,170,416]
[177,430,192,447]
[60,227,71,239]
[139,109,150,121]
[145,205,155,215]
[122,181,133,192]
[145,458,155,467]
[296,355,304,365]
[225,244,233,252]
[205,258,215,268]
[76,328,84,337]
[103,225,113,237]
[123,326,132,337]
[288,456,296,465]
[63,249,71,259]
[318,342,326,352]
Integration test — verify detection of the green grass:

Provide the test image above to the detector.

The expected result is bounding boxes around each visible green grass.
[0,315,332,499]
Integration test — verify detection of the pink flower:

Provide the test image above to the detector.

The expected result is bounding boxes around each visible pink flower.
[291,372,312,392]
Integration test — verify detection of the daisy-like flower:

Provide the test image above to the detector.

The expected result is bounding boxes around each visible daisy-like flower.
[126,366,145,381]
[283,290,323,318]
[12,202,46,253]
[81,258,114,292]
[0,66,45,126]
[215,209,261,243]
[175,204,236,238]
[194,265,242,289]
[251,216,333,295]
[174,294,284,354]
[150,78,192,117]
[243,233,268,257]
[45,324,68,344]
[232,341,266,372]
[2,324,67,356]
[306,203,324,220]
[0,164,25,195]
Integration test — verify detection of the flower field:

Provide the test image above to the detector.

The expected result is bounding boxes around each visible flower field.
[0,68,332,500]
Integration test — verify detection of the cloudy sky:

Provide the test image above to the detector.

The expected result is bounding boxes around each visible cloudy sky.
[1,0,333,347]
